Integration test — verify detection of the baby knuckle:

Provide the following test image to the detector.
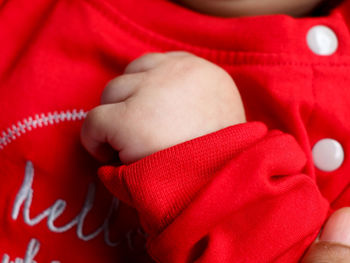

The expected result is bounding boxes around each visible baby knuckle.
[139,52,164,60]
[81,107,103,141]
[105,76,123,88]
[104,75,128,92]
[168,56,204,75]
[176,54,201,64]
[166,50,194,57]
[125,53,165,73]
[84,107,105,128]
[101,84,116,104]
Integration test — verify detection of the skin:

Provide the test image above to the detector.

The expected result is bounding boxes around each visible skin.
[175,0,324,17]
[81,52,246,164]
[302,208,350,263]
[81,0,331,163]
[81,1,350,262]
[81,52,350,263]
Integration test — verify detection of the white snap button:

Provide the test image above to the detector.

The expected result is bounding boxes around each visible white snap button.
[307,25,338,56]
[312,139,344,172]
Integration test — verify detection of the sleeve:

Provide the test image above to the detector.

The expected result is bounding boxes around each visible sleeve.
[98,122,330,263]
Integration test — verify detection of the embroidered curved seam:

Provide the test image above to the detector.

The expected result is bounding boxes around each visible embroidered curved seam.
[0,109,87,150]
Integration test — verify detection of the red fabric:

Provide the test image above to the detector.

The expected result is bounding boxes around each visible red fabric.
[0,0,349,262]
[98,0,350,262]
[99,124,329,263]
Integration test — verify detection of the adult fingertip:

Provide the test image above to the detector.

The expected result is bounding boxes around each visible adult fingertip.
[320,207,350,246]
[301,207,350,263]
[302,241,350,263]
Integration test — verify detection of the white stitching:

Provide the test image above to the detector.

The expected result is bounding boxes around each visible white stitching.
[1,238,61,263]
[0,109,87,150]
[12,161,121,247]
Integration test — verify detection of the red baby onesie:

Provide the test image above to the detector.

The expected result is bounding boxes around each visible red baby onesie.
[1,0,350,262]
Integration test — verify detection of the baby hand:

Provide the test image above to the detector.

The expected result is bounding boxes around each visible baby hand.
[81,52,246,164]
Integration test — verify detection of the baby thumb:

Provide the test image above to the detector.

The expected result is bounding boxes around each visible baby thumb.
[302,207,350,263]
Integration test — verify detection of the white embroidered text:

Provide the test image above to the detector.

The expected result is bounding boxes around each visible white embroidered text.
[1,238,60,263]
[11,161,120,247]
